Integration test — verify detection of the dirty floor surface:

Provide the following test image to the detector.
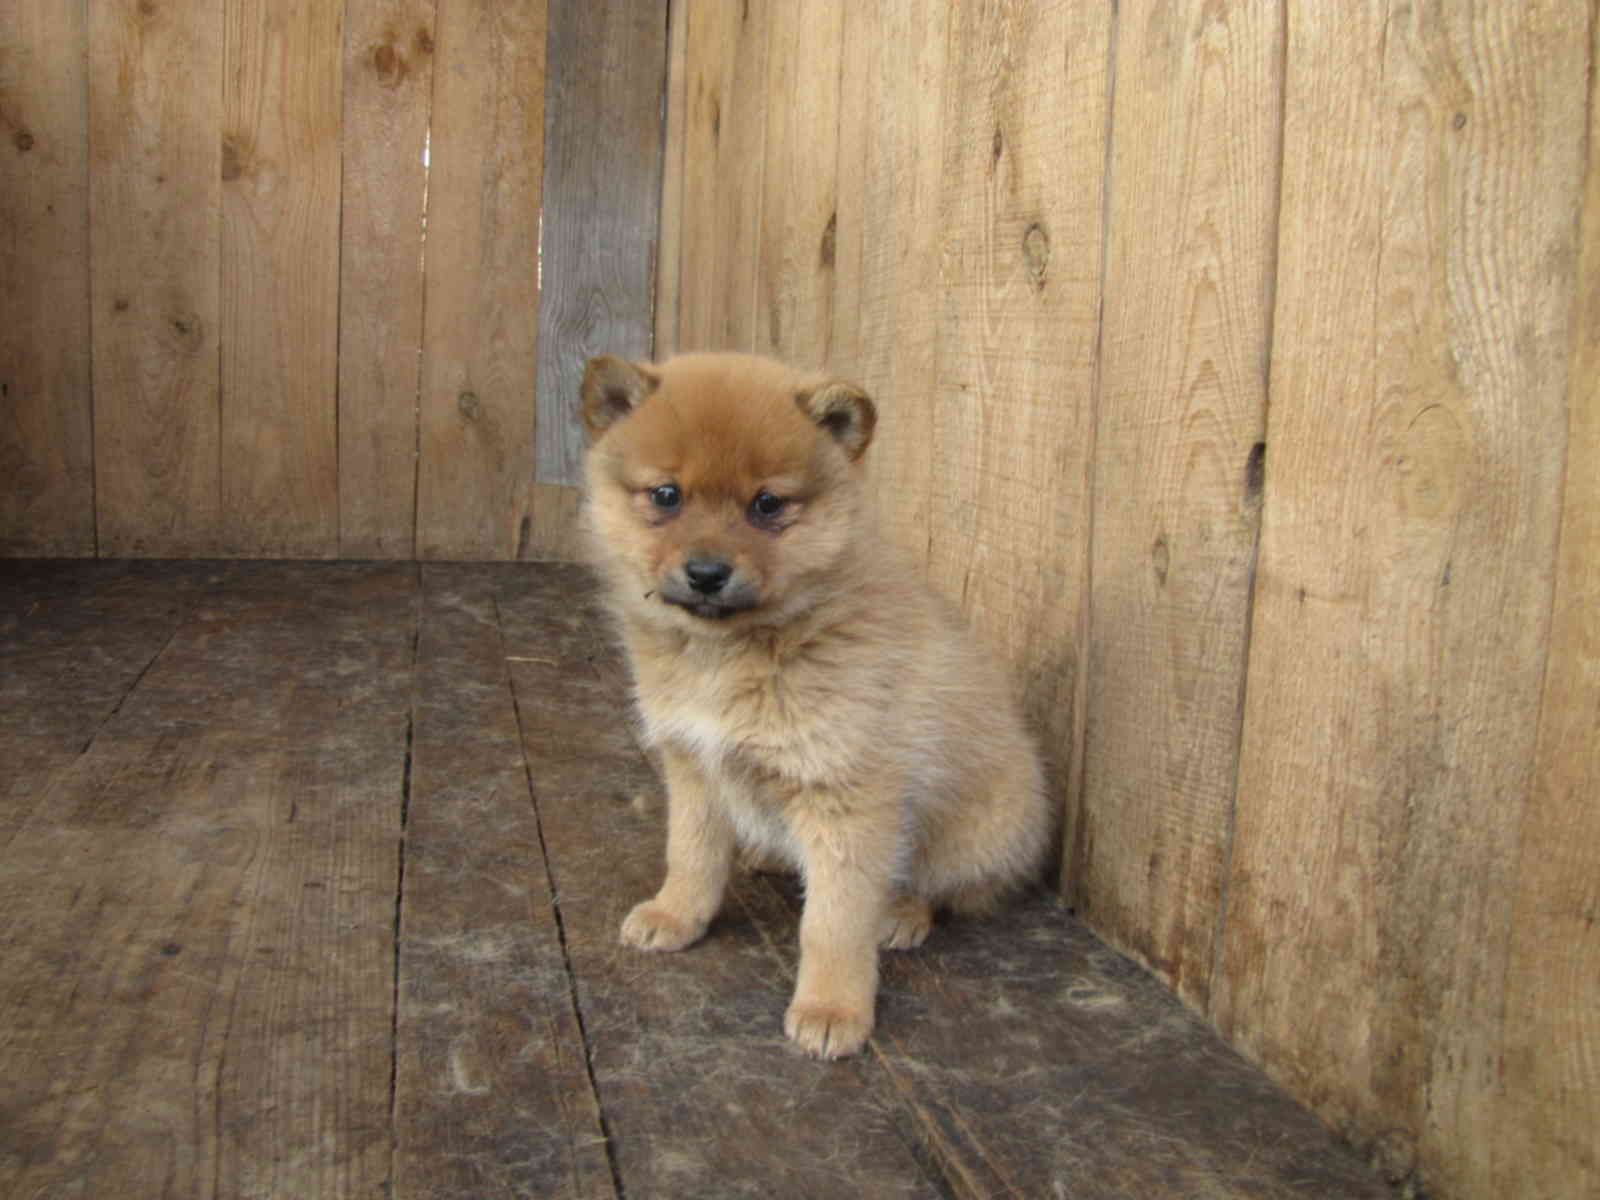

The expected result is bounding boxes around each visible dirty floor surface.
[0,561,1390,1198]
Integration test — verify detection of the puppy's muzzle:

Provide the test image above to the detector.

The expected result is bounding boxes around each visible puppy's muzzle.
[661,554,758,619]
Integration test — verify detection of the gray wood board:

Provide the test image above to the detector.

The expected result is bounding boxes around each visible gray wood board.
[534,0,671,486]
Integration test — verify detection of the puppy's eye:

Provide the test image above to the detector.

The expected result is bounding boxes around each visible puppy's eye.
[649,483,682,510]
[750,490,786,521]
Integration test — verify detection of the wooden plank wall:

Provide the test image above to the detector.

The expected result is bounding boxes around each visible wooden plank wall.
[1,0,667,560]
[656,3,1600,1199]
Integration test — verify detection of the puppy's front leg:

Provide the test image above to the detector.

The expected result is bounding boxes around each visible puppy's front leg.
[621,748,734,952]
[784,789,899,1059]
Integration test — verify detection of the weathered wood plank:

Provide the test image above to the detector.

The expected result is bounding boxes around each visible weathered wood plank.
[675,0,772,353]
[1497,9,1600,1194]
[88,0,224,557]
[415,0,545,560]
[652,0,690,358]
[847,0,952,563]
[929,0,1111,861]
[220,0,343,556]
[534,0,668,487]
[0,1,94,556]
[393,564,614,1198]
[338,0,435,559]
[0,563,414,1197]
[1217,4,1589,1196]
[494,567,943,1199]
[753,0,845,366]
[1076,0,1281,1010]
[0,560,212,745]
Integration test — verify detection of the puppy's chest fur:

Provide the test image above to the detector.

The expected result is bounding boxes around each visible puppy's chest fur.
[630,627,874,790]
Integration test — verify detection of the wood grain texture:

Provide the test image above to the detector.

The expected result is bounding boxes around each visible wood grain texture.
[415,0,545,559]
[675,0,771,353]
[0,563,415,1197]
[88,0,224,557]
[929,0,1111,831]
[394,564,614,1198]
[1076,0,1281,1010]
[0,1,94,555]
[753,0,844,367]
[846,0,952,564]
[1217,4,1590,1197]
[534,0,668,487]
[338,0,435,559]
[1497,9,1600,1193]
[652,0,689,358]
[220,0,344,556]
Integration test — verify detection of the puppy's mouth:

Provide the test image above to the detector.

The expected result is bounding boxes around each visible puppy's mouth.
[669,598,745,620]
[655,578,760,621]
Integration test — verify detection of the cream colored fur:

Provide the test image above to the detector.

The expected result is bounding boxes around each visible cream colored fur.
[581,351,1053,1059]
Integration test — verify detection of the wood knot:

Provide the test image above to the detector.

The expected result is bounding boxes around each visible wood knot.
[137,0,158,17]
[220,133,251,182]
[1151,534,1170,586]
[818,212,837,269]
[458,391,482,421]
[371,40,409,86]
[413,27,434,56]
[113,297,131,313]
[14,129,35,153]
[165,312,205,354]
[1023,223,1049,287]
[991,126,1005,164]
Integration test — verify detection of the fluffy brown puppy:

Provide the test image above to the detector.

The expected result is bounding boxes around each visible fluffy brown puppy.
[580,351,1053,1059]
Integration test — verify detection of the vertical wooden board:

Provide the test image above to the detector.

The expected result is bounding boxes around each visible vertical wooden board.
[1498,12,1600,1194]
[849,0,952,564]
[393,564,614,1198]
[415,0,545,560]
[88,0,223,558]
[652,0,689,358]
[927,0,1111,804]
[675,0,771,353]
[338,0,436,559]
[220,0,343,557]
[753,0,844,367]
[1076,0,1281,1010]
[535,0,669,488]
[1218,3,1588,1194]
[0,1,94,556]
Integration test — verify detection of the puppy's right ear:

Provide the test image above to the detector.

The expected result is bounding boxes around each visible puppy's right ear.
[581,356,660,439]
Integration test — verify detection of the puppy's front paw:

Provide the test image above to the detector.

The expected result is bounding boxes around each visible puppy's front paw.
[620,900,705,952]
[784,1001,873,1059]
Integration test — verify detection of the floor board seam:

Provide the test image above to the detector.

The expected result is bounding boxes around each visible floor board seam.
[494,588,627,1200]
[389,561,422,1188]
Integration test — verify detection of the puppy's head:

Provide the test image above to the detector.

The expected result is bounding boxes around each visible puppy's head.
[580,352,876,631]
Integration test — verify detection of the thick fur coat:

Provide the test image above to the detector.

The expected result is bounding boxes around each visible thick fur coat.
[581,351,1053,1058]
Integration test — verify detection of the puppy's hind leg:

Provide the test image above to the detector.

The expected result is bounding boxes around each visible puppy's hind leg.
[878,893,934,950]
[621,748,735,953]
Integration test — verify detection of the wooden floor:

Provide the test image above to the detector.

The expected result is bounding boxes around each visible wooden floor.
[0,561,1390,1199]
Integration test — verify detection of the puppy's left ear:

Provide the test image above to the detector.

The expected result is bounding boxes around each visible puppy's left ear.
[581,356,660,439]
[797,381,876,461]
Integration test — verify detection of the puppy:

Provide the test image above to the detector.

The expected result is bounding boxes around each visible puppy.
[580,351,1053,1058]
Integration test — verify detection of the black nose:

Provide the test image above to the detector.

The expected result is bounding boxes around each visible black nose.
[684,557,732,595]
